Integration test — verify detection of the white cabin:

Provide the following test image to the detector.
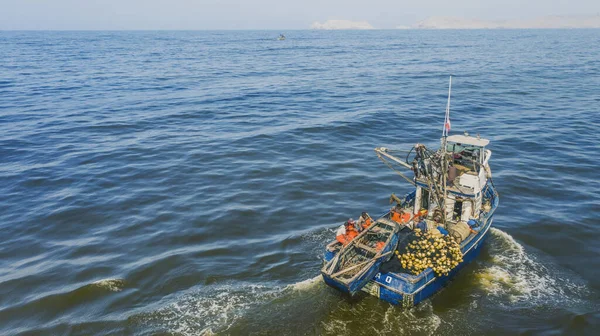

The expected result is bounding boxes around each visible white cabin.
[444,134,492,195]
[414,134,492,225]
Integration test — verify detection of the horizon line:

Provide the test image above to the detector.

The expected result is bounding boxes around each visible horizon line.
[2,27,600,32]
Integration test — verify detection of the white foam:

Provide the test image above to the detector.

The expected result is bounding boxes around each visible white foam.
[91,278,125,292]
[288,275,323,291]
[378,302,442,335]
[321,319,350,334]
[475,228,587,304]
[300,225,337,243]
[138,283,286,335]
[135,274,329,335]
[321,298,442,335]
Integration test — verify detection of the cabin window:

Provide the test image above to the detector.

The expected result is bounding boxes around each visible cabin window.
[447,143,481,171]
[453,200,463,221]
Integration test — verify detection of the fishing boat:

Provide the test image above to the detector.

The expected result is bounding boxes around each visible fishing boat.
[322,77,499,306]
[277,34,286,41]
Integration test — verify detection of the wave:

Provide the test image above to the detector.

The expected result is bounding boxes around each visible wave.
[90,278,126,292]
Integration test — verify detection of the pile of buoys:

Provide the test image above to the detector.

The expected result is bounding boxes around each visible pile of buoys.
[394,228,463,277]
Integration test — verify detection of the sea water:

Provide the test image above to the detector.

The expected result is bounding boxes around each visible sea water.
[1,29,599,335]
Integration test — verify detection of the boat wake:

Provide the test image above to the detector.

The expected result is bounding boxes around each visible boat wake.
[132,277,327,336]
[288,275,323,291]
[320,300,442,336]
[132,227,591,335]
[132,282,284,335]
[474,228,589,305]
[131,227,336,335]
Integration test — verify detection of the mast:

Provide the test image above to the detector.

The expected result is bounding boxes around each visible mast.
[441,76,452,225]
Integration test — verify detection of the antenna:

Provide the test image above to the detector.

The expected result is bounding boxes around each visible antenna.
[442,76,452,138]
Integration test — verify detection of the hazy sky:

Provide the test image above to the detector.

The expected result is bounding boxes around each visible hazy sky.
[1,0,599,30]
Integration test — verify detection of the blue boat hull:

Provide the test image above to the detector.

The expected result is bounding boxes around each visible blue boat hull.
[372,216,492,306]
[323,182,498,306]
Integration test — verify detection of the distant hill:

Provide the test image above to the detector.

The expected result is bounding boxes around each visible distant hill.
[311,20,374,30]
[413,15,600,29]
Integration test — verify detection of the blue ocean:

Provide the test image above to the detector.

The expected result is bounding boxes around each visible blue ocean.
[1,29,599,335]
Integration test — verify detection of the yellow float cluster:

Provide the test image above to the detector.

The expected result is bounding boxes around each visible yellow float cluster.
[394,228,463,277]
